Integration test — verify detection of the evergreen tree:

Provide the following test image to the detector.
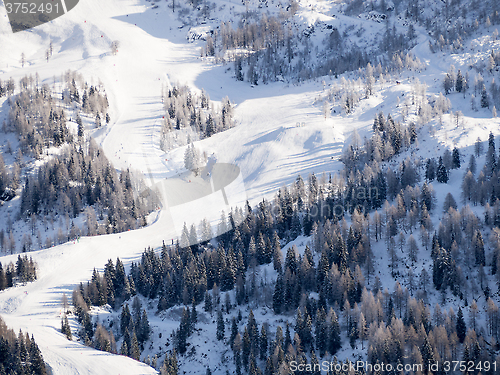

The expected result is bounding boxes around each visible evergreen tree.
[216,309,225,341]
[29,335,47,375]
[259,324,267,360]
[273,273,285,314]
[473,230,485,266]
[456,70,464,93]
[443,71,454,94]
[328,308,342,355]
[456,307,467,343]
[61,314,72,340]
[176,308,190,354]
[486,132,496,175]
[129,331,140,360]
[77,115,84,138]
[425,158,436,181]
[160,351,178,375]
[120,304,132,335]
[481,84,490,108]
[452,147,460,169]
[436,156,449,183]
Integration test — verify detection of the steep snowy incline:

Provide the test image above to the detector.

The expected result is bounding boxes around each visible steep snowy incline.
[0,209,175,374]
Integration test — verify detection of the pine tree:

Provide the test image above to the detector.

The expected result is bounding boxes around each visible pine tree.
[452,147,460,169]
[216,309,225,341]
[203,291,213,314]
[61,314,72,340]
[486,132,496,175]
[328,308,341,355]
[259,324,267,360]
[481,84,490,108]
[29,335,47,375]
[120,304,132,335]
[457,307,467,343]
[443,72,454,94]
[273,273,284,314]
[473,230,485,266]
[77,115,84,138]
[160,351,178,375]
[176,308,190,354]
[425,158,436,181]
[455,70,464,93]
[436,156,449,183]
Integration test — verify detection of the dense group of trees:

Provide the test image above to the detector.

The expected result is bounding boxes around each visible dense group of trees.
[77,184,500,373]
[75,130,500,371]
[70,264,150,362]
[201,0,423,85]
[19,139,157,234]
[0,255,37,291]
[0,71,137,253]
[160,84,234,150]
[0,316,46,375]
[6,71,108,160]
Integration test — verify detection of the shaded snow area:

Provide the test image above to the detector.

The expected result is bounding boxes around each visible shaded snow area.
[0,0,499,374]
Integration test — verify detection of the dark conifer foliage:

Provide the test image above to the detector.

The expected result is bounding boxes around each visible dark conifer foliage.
[19,139,156,232]
[0,316,46,374]
[0,256,37,291]
[6,72,108,159]
[436,156,449,183]
[160,85,234,151]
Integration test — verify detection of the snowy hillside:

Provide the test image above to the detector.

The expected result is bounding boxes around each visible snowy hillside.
[0,0,499,374]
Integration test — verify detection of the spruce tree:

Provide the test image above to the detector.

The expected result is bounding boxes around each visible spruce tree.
[486,132,496,175]
[452,147,460,169]
[216,309,225,341]
[272,273,284,314]
[328,308,341,355]
[436,157,449,183]
[425,158,436,181]
[456,307,467,343]
[481,84,489,108]
[259,324,267,360]
[473,231,485,266]
[455,70,464,92]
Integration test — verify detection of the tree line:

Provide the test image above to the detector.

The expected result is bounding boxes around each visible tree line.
[0,316,46,375]
[0,255,37,291]
[160,84,234,151]
[19,139,157,236]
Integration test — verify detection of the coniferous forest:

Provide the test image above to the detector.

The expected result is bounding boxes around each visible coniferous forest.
[0,72,159,253]
[72,124,500,374]
[0,316,46,375]
[160,84,235,151]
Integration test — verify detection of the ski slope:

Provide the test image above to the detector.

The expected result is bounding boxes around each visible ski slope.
[0,0,499,373]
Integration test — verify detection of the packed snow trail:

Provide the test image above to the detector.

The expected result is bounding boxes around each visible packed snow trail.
[0,210,177,374]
